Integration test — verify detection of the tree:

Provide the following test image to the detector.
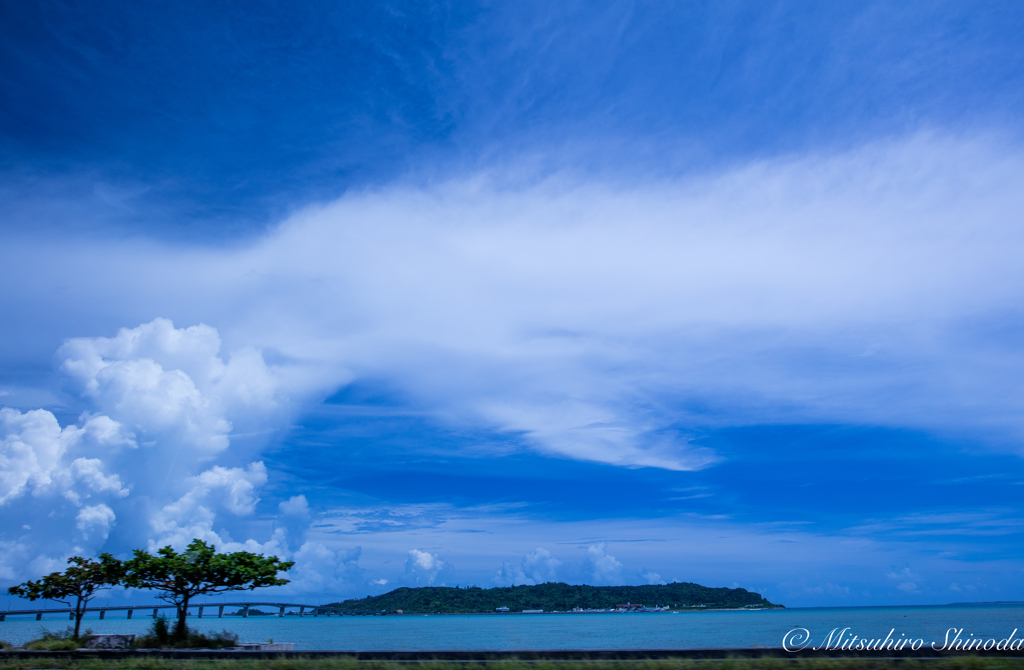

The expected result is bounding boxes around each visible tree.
[123,539,293,638]
[7,554,125,638]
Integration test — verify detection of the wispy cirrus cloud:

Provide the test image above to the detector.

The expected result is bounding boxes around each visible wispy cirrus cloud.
[4,133,1024,468]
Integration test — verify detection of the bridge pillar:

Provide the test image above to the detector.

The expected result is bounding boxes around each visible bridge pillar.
[218,605,224,618]
[299,606,305,617]
[198,606,204,618]
[243,606,249,618]
[279,605,285,617]
[152,608,158,618]
[1,614,5,621]
[69,611,74,620]
[127,609,133,619]
[100,610,106,620]
[36,613,42,621]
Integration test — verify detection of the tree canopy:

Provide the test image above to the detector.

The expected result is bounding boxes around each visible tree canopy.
[7,554,124,638]
[122,539,293,638]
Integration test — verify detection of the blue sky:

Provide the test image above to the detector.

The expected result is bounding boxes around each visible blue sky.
[2,1,1024,609]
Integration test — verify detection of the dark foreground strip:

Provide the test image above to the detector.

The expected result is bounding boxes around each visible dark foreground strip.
[3,648,1024,661]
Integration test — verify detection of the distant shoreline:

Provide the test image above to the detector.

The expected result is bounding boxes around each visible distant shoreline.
[380,607,786,615]
[224,606,786,617]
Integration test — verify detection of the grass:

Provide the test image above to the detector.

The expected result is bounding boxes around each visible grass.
[17,625,91,650]
[3,656,1024,670]
[1,616,239,651]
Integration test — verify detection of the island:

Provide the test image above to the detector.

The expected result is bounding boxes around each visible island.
[324,582,782,614]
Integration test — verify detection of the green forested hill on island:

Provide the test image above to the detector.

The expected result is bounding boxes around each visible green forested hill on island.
[327,582,779,613]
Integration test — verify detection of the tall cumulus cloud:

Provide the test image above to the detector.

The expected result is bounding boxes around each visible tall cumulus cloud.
[0,319,357,592]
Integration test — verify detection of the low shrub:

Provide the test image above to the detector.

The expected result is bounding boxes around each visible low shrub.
[133,615,239,649]
[21,625,91,650]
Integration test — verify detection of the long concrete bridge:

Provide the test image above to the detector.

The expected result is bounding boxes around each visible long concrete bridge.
[0,602,384,622]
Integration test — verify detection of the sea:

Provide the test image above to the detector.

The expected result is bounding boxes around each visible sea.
[2,603,1023,651]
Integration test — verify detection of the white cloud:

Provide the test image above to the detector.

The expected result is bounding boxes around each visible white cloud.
[0,408,130,506]
[279,494,310,518]
[0,408,68,505]
[192,463,267,516]
[277,542,365,595]
[60,458,130,505]
[886,565,920,581]
[0,319,314,584]
[582,542,624,585]
[495,546,562,586]
[76,503,116,539]
[804,582,850,597]
[54,318,333,464]
[638,568,664,585]
[69,415,137,450]
[276,495,313,552]
[404,549,451,585]
[0,408,135,577]
[149,462,268,547]
[58,320,240,458]
[53,320,299,549]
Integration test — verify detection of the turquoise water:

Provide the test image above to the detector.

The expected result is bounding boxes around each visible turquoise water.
[1,604,1022,650]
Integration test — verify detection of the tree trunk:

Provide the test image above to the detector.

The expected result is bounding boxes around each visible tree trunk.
[174,595,190,640]
[73,595,84,639]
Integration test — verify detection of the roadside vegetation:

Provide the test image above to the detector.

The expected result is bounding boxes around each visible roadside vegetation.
[3,615,239,651]
[20,627,84,651]
[131,615,239,649]
[2,656,1024,670]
